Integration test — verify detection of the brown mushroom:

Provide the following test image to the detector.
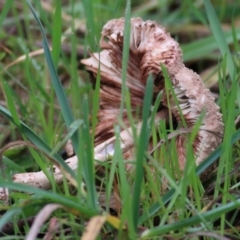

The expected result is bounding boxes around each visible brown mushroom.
[0,18,225,200]
[81,17,224,170]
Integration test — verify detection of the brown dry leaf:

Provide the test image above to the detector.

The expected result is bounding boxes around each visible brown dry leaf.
[81,216,107,240]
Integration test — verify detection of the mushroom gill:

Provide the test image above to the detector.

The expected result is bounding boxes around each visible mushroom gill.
[81,17,224,170]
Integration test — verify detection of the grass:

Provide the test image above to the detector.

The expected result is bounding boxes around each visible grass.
[0,0,240,239]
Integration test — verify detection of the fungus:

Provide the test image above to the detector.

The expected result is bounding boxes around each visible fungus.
[81,17,224,170]
[0,18,224,200]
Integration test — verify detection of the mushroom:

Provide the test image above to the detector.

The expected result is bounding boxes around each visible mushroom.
[0,18,224,200]
[81,17,224,170]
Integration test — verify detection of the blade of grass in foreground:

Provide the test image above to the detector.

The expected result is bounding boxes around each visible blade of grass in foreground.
[132,76,154,231]
[216,53,238,232]
[80,96,97,208]
[113,126,132,237]
[138,128,240,224]
[119,0,131,118]
[0,207,22,231]
[141,195,240,237]
[116,1,134,237]
[0,181,97,217]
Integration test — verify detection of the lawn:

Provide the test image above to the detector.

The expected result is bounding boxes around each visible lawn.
[0,0,240,239]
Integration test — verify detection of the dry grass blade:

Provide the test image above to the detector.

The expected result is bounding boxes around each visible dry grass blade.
[187,231,231,240]
[4,48,50,70]
[43,217,60,240]
[26,203,63,240]
[235,115,240,125]
[81,216,107,240]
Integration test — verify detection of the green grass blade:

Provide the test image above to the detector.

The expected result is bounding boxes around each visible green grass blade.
[28,0,99,212]
[139,128,240,224]
[50,119,83,156]
[141,197,240,237]
[82,0,97,51]
[132,76,154,230]
[139,188,175,224]
[0,105,75,177]
[26,0,79,152]
[52,0,62,67]
[119,0,131,117]
[91,68,101,145]
[2,156,26,173]
[0,208,22,231]
[0,181,97,217]
[80,95,97,209]
[181,29,240,62]
[203,0,235,80]
[2,81,21,128]
[114,126,132,237]
[216,59,238,232]
[0,0,14,27]
[198,87,238,176]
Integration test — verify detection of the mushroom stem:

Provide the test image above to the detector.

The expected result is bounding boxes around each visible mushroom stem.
[0,109,168,200]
